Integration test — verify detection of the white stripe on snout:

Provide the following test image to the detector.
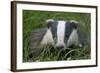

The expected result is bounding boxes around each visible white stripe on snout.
[56,21,66,47]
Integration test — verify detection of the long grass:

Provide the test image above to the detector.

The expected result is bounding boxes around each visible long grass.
[23,10,91,62]
[24,44,90,62]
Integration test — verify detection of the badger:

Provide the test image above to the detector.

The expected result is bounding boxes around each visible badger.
[40,19,82,48]
[29,19,83,58]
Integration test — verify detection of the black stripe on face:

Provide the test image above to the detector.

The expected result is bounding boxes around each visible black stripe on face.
[50,21,58,43]
[64,22,76,44]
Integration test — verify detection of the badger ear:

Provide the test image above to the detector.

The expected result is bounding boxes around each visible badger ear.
[70,20,79,29]
[46,19,54,28]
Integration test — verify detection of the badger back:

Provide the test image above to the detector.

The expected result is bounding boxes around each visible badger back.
[29,28,47,58]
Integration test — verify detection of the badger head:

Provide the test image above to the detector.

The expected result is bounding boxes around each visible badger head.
[40,19,82,49]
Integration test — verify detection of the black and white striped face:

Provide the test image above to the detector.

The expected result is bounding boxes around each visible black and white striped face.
[41,19,80,49]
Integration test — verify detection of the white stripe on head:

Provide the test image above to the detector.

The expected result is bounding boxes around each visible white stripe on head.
[56,21,66,47]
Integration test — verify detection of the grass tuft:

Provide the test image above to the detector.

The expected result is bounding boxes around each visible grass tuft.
[24,44,90,62]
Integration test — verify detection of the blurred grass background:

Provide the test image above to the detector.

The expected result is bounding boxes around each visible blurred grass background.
[23,10,91,62]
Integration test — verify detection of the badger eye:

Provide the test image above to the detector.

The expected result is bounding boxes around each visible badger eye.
[65,34,69,38]
[64,34,69,41]
[54,37,57,44]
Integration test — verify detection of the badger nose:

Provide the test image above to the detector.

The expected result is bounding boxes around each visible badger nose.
[56,45,64,49]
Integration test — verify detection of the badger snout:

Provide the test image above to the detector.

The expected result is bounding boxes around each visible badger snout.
[56,45,64,49]
[56,41,65,49]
